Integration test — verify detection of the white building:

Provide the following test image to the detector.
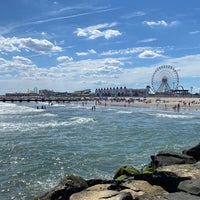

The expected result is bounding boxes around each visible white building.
[95,86,149,97]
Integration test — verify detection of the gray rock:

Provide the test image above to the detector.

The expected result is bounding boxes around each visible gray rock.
[152,151,196,167]
[39,175,88,200]
[178,177,200,196]
[148,171,189,193]
[156,164,200,180]
[157,191,200,200]
[183,143,200,161]
[116,191,134,200]
[122,180,167,197]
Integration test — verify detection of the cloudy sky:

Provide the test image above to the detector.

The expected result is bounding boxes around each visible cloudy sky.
[0,0,200,94]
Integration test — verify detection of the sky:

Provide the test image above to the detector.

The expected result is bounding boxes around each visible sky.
[0,0,200,94]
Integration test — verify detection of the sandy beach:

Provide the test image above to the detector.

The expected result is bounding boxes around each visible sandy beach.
[98,96,200,111]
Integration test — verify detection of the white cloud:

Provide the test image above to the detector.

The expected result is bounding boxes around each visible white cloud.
[0,35,19,52]
[189,30,200,35]
[74,23,122,40]
[121,11,146,19]
[76,49,97,56]
[0,35,62,54]
[138,50,163,58]
[1,52,200,94]
[143,20,179,27]
[13,56,33,64]
[56,56,73,62]
[101,47,163,56]
[0,56,36,76]
[104,30,121,39]
[137,38,157,43]
[54,57,126,79]
[18,38,62,53]
[101,47,146,56]
[164,54,200,78]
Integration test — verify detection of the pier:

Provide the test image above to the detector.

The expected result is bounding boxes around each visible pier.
[0,96,93,103]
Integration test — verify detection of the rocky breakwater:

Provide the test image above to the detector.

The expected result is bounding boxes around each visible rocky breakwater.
[35,143,200,200]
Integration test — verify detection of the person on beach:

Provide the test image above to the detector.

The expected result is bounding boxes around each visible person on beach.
[177,103,180,111]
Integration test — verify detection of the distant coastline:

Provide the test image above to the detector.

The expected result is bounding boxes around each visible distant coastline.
[1,95,200,111]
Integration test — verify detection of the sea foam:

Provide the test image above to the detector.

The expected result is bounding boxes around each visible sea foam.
[155,113,194,119]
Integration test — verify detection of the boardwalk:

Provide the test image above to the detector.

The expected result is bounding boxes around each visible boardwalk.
[0,96,92,103]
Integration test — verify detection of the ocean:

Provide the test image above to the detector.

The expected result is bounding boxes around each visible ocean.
[0,101,200,200]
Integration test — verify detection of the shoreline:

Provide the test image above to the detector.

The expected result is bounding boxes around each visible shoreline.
[96,96,200,111]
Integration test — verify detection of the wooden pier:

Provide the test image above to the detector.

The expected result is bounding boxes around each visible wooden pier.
[0,96,93,103]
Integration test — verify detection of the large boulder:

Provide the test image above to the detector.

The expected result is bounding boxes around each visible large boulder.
[122,180,168,199]
[70,180,168,200]
[151,151,196,167]
[147,171,189,193]
[39,175,88,200]
[183,143,200,161]
[178,177,200,196]
[69,184,120,200]
[69,183,135,200]
[156,164,200,180]
[157,191,200,200]
[87,179,113,187]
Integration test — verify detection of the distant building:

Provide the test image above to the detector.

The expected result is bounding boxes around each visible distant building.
[95,86,149,97]
[5,92,38,97]
[39,89,68,98]
[73,89,91,96]
[39,89,91,98]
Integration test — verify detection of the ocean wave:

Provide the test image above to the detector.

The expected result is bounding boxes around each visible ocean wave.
[155,113,195,119]
[68,117,95,124]
[0,103,43,115]
[39,113,57,117]
[116,110,133,114]
[0,117,96,132]
[50,103,66,107]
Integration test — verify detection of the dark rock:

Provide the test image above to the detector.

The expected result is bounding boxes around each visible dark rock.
[152,171,190,193]
[134,171,190,193]
[39,175,88,200]
[133,173,154,183]
[86,179,113,187]
[117,191,135,200]
[157,191,200,200]
[183,143,200,161]
[178,177,200,196]
[151,151,196,166]
[107,181,129,191]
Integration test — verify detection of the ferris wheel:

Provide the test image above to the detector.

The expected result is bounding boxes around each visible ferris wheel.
[151,65,179,93]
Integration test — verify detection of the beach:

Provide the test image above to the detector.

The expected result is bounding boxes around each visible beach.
[99,96,200,110]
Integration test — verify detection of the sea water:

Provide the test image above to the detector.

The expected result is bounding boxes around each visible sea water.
[0,101,200,200]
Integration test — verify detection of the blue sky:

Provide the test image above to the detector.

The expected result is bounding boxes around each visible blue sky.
[0,0,200,94]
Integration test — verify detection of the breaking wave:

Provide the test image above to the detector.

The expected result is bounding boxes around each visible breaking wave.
[154,113,195,119]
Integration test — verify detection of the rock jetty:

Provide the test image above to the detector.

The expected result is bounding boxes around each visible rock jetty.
[35,142,200,200]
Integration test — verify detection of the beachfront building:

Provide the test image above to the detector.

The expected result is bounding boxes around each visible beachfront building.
[73,89,91,96]
[39,89,69,98]
[39,89,92,98]
[95,86,149,97]
[5,92,38,97]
